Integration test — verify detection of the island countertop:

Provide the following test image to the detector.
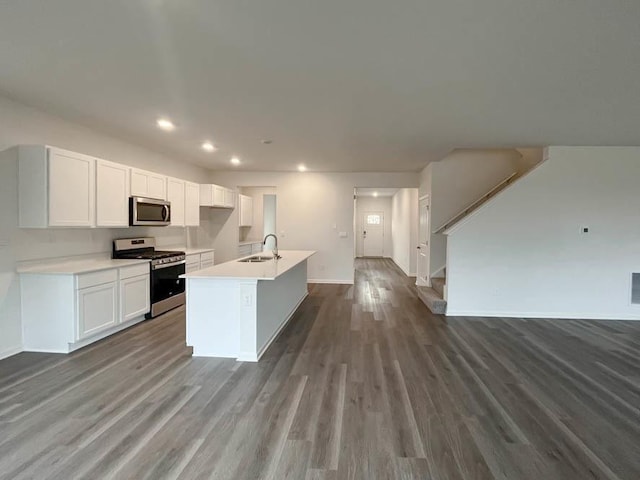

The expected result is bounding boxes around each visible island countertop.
[181,250,315,281]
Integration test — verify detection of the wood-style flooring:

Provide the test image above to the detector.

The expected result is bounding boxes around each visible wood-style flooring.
[1,258,639,479]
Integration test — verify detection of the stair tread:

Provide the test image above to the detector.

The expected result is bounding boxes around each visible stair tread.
[416,286,447,315]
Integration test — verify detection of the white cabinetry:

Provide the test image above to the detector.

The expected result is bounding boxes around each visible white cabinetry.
[77,280,118,340]
[19,146,96,228]
[239,194,253,227]
[119,264,150,323]
[200,184,236,209]
[167,177,186,227]
[20,262,150,353]
[131,168,167,200]
[185,182,200,226]
[96,159,129,227]
[185,250,215,273]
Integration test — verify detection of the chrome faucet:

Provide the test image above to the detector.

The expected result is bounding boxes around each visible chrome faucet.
[263,234,281,259]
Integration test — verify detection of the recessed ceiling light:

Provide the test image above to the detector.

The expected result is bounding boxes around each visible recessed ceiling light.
[156,118,175,131]
[230,156,241,165]
[297,164,307,172]
[202,141,217,152]
[373,192,379,197]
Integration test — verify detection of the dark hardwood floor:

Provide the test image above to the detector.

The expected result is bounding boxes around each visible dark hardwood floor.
[1,258,639,479]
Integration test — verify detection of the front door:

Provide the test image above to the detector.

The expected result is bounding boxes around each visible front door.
[363,211,384,257]
[417,197,430,286]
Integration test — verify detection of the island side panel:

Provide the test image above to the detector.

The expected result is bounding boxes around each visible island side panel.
[186,277,250,358]
[253,260,309,361]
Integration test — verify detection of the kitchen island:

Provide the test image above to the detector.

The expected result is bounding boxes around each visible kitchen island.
[182,250,315,361]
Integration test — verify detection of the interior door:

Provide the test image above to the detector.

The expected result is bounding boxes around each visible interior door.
[417,196,430,286]
[363,211,384,257]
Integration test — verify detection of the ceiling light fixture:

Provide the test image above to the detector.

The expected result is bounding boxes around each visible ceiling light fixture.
[230,156,241,165]
[297,164,307,172]
[156,118,175,131]
[373,192,379,197]
[202,141,217,152]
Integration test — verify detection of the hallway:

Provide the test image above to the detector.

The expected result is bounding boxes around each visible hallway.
[0,259,638,479]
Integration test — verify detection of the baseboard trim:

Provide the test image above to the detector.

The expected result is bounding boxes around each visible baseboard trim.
[308,279,354,285]
[244,292,308,362]
[445,310,640,321]
[0,345,23,360]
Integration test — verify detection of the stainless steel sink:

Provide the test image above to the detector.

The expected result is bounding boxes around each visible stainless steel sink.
[238,255,275,263]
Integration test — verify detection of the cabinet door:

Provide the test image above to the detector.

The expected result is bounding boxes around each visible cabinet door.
[131,168,167,200]
[200,251,214,269]
[213,185,225,206]
[167,177,186,227]
[120,274,150,322]
[239,194,253,226]
[148,173,167,200]
[48,148,96,227]
[224,188,235,208]
[185,254,201,273]
[77,282,118,340]
[185,182,200,226]
[96,160,129,227]
[199,184,213,206]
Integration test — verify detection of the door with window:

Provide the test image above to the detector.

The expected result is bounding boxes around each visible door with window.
[363,211,384,257]
[417,196,430,286]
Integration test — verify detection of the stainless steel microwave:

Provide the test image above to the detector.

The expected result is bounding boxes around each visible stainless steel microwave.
[129,197,171,226]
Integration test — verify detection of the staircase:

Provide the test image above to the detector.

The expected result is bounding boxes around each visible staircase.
[417,276,446,314]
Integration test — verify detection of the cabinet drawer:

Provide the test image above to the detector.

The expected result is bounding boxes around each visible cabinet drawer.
[200,251,214,263]
[77,269,118,289]
[119,263,149,280]
[200,260,214,270]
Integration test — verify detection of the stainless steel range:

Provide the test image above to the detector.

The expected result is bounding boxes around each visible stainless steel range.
[113,237,185,318]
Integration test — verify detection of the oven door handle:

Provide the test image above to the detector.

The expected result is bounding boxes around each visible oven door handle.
[152,260,186,270]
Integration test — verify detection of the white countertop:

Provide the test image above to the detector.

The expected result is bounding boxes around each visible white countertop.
[183,247,215,255]
[17,257,150,275]
[182,250,315,281]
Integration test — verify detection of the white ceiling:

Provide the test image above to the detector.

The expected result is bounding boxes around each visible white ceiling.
[1,1,639,172]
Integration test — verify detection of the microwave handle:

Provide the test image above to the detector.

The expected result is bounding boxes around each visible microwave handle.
[162,204,170,222]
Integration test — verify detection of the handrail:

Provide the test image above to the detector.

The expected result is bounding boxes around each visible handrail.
[433,172,517,234]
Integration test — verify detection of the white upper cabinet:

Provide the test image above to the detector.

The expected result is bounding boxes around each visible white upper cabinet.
[96,159,129,227]
[185,181,200,226]
[199,184,235,209]
[239,194,253,227]
[130,168,167,200]
[166,177,186,227]
[19,146,96,228]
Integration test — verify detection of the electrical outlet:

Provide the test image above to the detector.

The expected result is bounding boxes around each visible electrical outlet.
[581,226,590,234]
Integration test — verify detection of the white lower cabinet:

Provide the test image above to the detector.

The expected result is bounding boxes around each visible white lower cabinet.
[77,281,118,340]
[185,250,215,273]
[20,262,151,353]
[120,274,150,323]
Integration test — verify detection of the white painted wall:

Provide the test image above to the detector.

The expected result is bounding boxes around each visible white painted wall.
[207,171,418,283]
[355,196,393,257]
[446,146,640,320]
[425,148,528,276]
[0,95,213,359]
[391,188,418,276]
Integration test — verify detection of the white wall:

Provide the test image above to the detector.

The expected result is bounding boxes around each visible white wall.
[391,188,418,276]
[0,95,213,359]
[426,148,526,276]
[446,146,640,320]
[355,196,393,257]
[207,171,418,283]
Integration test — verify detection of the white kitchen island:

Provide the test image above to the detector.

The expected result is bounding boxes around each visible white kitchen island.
[182,250,315,361]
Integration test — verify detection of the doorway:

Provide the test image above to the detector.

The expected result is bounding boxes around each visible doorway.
[362,211,384,257]
[416,195,430,286]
